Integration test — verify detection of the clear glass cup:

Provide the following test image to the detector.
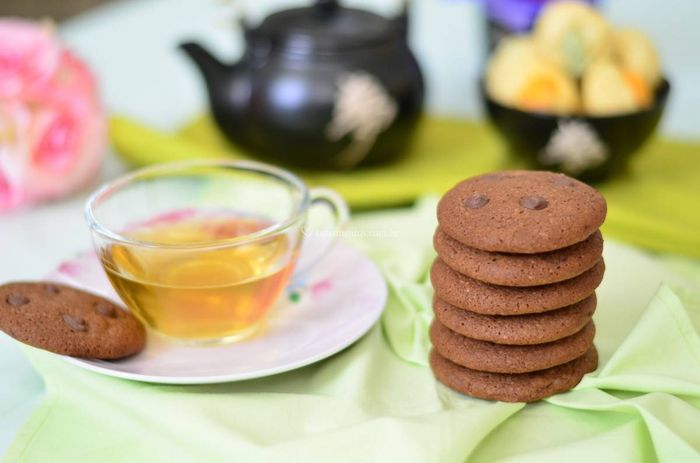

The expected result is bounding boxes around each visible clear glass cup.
[85,160,348,345]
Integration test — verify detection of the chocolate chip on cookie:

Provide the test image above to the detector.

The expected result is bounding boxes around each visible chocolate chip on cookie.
[43,284,61,295]
[6,293,30,307]
[95,301,118,318]
[465,193,490,209]
[62,314,88,332]
[0,281,145,359]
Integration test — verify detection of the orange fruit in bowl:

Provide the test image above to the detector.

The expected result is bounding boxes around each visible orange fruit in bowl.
[582,59,652,115]
[614,28,662,88]
[486,37,579,115]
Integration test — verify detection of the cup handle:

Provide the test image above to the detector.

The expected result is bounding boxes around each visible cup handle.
[293,187,350,279]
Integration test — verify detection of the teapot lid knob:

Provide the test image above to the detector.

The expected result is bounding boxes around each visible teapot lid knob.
[314,0,339,16]
[255,0,403,53]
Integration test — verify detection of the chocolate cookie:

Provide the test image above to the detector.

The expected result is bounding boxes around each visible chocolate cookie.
[437,171,607,253]
[431,258,604,315]
[0,282,146,359]
[433,294,596,345]
[434,229,603,287]
[430,346,598,402]
[430,319,595,373]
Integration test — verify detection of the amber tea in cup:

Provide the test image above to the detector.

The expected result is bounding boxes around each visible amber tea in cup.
[86,161,347,344]
[103,214,295,341]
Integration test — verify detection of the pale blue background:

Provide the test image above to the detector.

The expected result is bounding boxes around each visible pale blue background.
[1,0,699,455]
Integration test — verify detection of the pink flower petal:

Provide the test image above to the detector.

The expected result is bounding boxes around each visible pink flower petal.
[0,19,60,99]
[0,20,105,214]
[310,279,333,297]
[0,170,11,203]
[33,111,79,171]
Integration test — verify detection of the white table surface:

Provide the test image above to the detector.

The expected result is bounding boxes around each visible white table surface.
[1,0,699,455]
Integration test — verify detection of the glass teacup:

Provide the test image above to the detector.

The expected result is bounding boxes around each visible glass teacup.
[85,160,348,345]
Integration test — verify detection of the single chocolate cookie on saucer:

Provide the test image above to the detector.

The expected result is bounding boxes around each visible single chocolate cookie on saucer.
[437,171,607,253]
[431,258,605,315]
[430,320,595,374]
[433,294,596,345]
[429,346,598,402]
[434,229,603,287]
[0,281,145,359]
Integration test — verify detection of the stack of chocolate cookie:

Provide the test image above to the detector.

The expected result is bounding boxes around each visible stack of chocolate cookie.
[429,171,606,402]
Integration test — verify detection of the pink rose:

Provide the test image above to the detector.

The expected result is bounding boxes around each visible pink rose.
[0,19,60,99]
[0,101,32,210]
[0,20,105,213]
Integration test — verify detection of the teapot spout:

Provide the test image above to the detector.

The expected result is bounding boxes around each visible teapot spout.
[179,42,229,88]
[395,0,409,36]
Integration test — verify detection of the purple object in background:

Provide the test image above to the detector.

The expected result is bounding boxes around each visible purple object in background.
[482,0,598,50]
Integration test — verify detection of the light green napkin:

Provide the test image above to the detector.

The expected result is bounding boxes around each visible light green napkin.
[110,115,700,258]
[5,201,700,463]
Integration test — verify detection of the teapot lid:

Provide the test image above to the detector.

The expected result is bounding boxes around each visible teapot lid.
[253,0,404,53]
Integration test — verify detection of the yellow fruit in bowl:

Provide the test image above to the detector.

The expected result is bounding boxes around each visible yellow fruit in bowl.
[614,28,661,88]
[534,0,613,77]
[486,37,579,114]
[582,59,652,115]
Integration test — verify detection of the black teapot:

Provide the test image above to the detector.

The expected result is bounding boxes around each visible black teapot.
[180,0,424,170]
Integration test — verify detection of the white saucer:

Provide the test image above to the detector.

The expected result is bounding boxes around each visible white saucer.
[50,239,386,384]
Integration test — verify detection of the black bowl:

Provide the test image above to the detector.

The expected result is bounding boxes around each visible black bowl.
[482,79,670,182]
